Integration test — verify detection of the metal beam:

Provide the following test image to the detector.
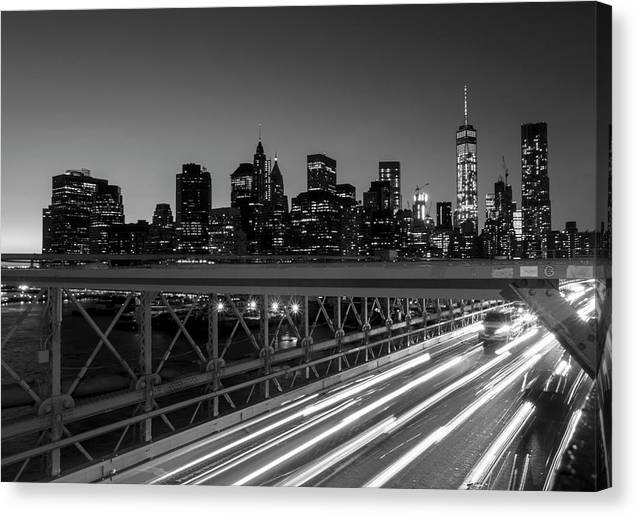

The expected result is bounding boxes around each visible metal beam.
[0,259,608,298]
[503,280,601,378]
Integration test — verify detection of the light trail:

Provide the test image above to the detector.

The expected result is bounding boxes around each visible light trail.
[276,417,398,487]
[150,347,435,483]
[364,341,553,488]
[231,348,478,486]
[149,318,500,485]
[147,394,318,484]
[186,399,359,485]
[494,327,539,355]
[459,401,535,489]
[300,352,431,417]
[278,328,544,487]
[543,409,583,490]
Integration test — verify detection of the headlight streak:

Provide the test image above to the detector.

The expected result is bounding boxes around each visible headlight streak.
[186,399,359,485]
[276,417,398,487]
[300,353,432,418]
[566,370,587,406]
[543,408,584,490]
[364,347,551,488]
[150,321,487,485]
[147,394,319,484]
[494,327,539,355]
[459,401,536,489]
[576,299,596,320]
[150,347,438,483]
[231,349,477,486]
[495,324,511,335]
[279,343,528,487]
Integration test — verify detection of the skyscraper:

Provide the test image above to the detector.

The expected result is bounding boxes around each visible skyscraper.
[42,168,123,254]
[436,202,453,230]
[493,174,514,257]
[209,207,246,255]
[455,85,478,235]
[108,220,150,254]
[336,183,359,256]
[148,203,176,253]
[230,162,258,251]
[230,163,255,207]
[290,190,341,255]
[521,122,551,258]
[253,136,271,203]
[379,161,401,211]
[307,154,337,193]
[412,186,430,223]
[513,207,523,258]
[89,182,124,254]
[176,162,211,254]
[255,155,289,254]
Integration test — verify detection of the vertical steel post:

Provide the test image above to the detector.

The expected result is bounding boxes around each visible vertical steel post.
[263,293,270,398]
[304,295,310,379]
[422,297,428,339]
[336,296,343,372]
[436,299,442,335]
[404,297,411,348]
[48,287,63,477]
[138,291,153,443]
[386,296,392,354]
[208,295,220,417]
[363,297,369,362]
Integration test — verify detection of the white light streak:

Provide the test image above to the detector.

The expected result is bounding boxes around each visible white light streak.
[459,401,535,489]
[365,346,550,487]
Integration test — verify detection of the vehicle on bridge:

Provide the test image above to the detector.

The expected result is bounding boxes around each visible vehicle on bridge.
[480,303,534,350]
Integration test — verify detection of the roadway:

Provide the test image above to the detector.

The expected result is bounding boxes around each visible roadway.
[105,287,595,489]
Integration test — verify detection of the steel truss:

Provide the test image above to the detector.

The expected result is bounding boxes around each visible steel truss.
[2,287,501,481]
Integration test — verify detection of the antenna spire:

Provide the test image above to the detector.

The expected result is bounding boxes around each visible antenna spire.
[463,84,468,125]
[258,123,262,141]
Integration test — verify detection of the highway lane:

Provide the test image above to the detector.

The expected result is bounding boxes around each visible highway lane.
[107,288,595,488]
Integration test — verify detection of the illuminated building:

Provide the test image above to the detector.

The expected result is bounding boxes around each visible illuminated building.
[361,180,392,254]
[148,203,176,253]
[231,162,258,249]
[307,154,337,193]
[482,175,514,258]
[255,155,289,254]
[108,220,150,254]
[210,207,246,255]
[512,207,523,258]
[253,135,271,203]
[521,122,551,258]
[379,161,401,211]
[290,190,341,255]
[455,85,478,236]
[412,186,429,223]
[176,163,211,254]
[42,168,123,254]
[336,184,359,255]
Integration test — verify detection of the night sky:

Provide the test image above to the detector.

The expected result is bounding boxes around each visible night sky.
[1,3,610,253]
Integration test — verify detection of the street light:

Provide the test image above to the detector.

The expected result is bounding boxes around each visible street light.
[216,301,225,312]
[291,303,300,314]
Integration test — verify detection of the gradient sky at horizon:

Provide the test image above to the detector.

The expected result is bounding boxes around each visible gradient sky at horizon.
[1,3,609,253]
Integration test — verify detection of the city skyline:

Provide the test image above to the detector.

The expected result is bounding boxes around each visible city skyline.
[1,3,608,253]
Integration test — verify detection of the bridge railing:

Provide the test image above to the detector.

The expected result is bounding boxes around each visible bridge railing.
[1,287,502,481]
